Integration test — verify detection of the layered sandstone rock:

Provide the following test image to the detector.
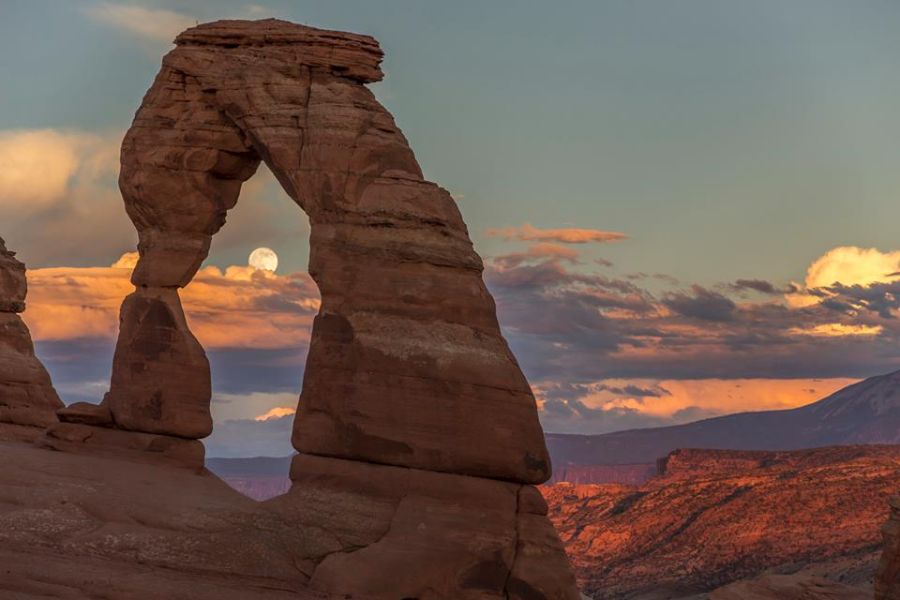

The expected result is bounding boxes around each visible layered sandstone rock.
[0,237,63,433]
[114,18,549,483]
[106,288,212,438]
[79,18,577,597]
[877,496,900,600]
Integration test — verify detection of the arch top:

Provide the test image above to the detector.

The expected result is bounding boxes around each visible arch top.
[173,19,384,83]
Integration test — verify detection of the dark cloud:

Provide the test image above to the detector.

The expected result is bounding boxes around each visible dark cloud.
[731,278,779,295]
[662,286,737,322]
[484,257,900,384]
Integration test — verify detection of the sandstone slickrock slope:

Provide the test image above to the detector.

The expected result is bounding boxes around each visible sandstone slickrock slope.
[14,19,579,599]
[0,237,63,435]
[877,496,900,600]
[543,445,900,599]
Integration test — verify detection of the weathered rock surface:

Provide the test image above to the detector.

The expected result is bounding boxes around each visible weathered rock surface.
[0,440,327,600]
[544,445,900,599]
[0,439,577,599]
[113,18,550,483]
[877,496,900,600]
[0,237,63,432]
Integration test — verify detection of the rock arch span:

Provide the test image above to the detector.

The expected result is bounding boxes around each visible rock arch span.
[106,19,551,484]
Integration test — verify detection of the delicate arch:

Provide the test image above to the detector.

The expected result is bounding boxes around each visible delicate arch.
[107,19,550,484]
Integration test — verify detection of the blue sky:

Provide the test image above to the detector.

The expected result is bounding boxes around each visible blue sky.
[2,1,900,456]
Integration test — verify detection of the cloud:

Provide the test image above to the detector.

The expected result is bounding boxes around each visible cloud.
[0,128,134,268]
[535,377,858,434]
[492,243,580,268]
[0,129,117,210]
[788,323,884,338]
[485,223,627,244]
[84,3,196,43]
[24,254,321,350]
[254,406,296,421]
[662,286,737,322]
[787,246,900,308]
[730,279,781,295]
[485,245,900,385]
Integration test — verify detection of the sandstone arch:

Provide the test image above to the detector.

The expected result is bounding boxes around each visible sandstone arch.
[109,19,550,484]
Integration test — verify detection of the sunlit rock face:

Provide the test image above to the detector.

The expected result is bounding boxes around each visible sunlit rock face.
[0,237,63,433]
[93,19,577,598]
[877,497,900,600]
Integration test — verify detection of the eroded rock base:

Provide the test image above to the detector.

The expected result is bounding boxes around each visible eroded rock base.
[276,454,580,599]
[37,422,205,470]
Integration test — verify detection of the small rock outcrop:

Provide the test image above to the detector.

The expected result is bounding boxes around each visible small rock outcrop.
[34,19,577,598]
[0,237,63,435]
[877,496,900,600]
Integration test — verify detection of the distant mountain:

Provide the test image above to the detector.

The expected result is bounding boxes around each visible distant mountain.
[547,369,900,468]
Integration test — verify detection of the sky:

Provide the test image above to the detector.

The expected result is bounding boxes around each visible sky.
[2,1,900,457]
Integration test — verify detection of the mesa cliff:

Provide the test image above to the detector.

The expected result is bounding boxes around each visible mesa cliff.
[0,18,579,599]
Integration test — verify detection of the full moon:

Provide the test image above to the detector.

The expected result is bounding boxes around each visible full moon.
[248,247,278,272]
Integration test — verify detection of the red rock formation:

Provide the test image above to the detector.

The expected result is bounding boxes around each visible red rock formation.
[50,18,577,597]
[112,18,549,485]
[544,445,900,599]
[877,496,900,600]
[0,237,63,435]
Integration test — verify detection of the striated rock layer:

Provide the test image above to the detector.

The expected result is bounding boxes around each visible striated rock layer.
[877,496,900,600]
[544,445,900,599]
[0,237,63,433]
[49,18,578,598]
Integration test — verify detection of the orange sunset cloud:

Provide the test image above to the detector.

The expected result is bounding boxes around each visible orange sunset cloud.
[486,223,627,244]
[534,377,859,430]
[23,253,320,350]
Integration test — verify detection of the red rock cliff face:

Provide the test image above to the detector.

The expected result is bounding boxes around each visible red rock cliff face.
[877,496,900,600]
